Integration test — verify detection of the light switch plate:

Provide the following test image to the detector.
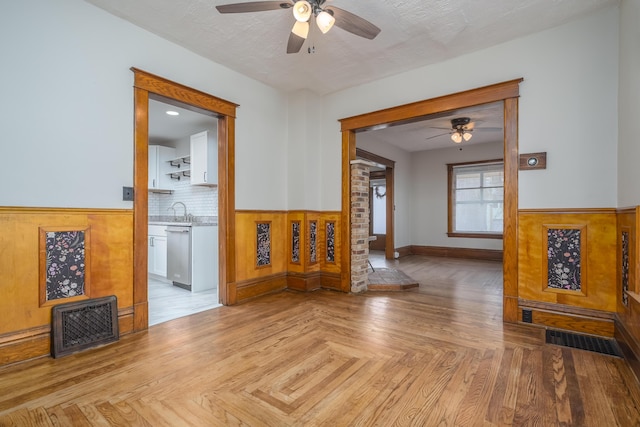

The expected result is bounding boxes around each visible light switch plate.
[123,186,134,201]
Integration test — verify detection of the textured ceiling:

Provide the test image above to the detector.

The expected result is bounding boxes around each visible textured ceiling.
[85,0,617,95]
[90,0,617,150]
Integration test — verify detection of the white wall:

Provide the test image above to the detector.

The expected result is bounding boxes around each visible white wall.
[0,0,288,210]
[618,0,640,207]
[410,142,503,250]
[319,6,620,211]
[358,134,504,251]
[0,1,628,216]
[287,90,322,210]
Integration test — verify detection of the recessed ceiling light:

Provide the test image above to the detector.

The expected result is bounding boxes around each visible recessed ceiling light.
[166,110,179,116]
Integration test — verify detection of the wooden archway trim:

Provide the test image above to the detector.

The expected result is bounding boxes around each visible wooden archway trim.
[339,78,523,322]
[131,68,238,331]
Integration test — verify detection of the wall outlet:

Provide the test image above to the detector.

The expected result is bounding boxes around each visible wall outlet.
[122,186,134,201]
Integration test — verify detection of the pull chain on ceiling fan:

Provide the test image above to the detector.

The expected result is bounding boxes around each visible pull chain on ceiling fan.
[215,0,381,54]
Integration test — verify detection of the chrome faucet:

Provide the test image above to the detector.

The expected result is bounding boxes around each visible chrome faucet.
[170,201,188,221]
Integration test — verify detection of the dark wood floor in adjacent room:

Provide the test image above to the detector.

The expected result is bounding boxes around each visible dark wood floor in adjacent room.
[1,255,639,426]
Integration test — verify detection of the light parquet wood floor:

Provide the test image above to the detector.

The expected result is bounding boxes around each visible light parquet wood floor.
[2,255,640,426]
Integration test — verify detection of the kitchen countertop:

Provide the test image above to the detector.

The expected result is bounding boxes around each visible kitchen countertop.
[149,216,217,226]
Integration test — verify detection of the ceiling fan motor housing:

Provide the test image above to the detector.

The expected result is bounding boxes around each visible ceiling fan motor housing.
[451,117,471,129]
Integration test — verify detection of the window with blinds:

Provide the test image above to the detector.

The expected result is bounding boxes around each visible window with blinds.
[447,160,504,238]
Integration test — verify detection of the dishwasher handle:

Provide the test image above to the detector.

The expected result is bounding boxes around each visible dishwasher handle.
[166,226,191,233]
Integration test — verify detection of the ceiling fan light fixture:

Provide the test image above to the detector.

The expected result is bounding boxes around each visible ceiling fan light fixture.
[293,0,312,22]
[316,10,335,34]
[451,132,463,143]
[463,131,473,141]
[291,20,309,38]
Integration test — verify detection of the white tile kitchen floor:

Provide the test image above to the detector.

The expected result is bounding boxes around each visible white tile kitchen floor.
[148,277,221,326]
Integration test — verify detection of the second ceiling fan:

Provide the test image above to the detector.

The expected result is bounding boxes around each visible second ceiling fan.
[426,117,503,144]
[216,0,381,54]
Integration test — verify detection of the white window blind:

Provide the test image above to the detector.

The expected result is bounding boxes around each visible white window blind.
[451,162,504,234]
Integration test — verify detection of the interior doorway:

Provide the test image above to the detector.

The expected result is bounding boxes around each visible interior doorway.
[369,171,386,252]
[146,98,221,325]
[339,79,523,323]
[356,148,395,259]
[131,68,238,330]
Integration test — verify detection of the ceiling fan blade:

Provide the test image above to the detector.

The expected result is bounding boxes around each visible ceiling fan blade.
[425,131,451,140]
[325,6,381,40]
[475,127,503,131]
[287,31,305,54]
[216,1,292,14]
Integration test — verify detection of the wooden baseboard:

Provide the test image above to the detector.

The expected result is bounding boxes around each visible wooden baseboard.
[236,273,288,303]
[118,307,135,335]
[287,271,322,292]
[320,272,342,291]
[615,316,640,383]
[0,308,135,367]
[395,246,412,258]
[519,299,615,337]
[410,245,503,261]
[0,326,50,366]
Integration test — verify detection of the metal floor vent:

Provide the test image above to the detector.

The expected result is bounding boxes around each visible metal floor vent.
[52,295,119,358]
[545,329,622,357]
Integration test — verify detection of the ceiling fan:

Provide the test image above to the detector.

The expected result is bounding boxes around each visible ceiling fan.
[426,117,502,144]
[215,0,381,54]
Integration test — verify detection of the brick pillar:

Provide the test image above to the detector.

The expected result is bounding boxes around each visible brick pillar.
[350,160,374,293]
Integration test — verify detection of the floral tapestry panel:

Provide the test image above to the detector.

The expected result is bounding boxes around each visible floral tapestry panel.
[256,223,271,267]
[46,231,86,301]
[547,228,581,291]
[291,222,300,263]
[326,222,335,262]
[310,221,317,264]
[622,231,629,307]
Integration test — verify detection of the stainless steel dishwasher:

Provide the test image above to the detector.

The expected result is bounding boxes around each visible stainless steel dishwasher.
[166,225,192,290]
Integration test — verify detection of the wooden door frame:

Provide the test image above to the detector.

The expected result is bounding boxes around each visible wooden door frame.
[131,68,238,331]
[340,79,523,322]
[356,148,395,260]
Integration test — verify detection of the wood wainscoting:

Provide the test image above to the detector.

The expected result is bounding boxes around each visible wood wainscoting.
[616,206,640,381]
[232,210,343,304]
[518,208,618,336]
[0,207,134,366]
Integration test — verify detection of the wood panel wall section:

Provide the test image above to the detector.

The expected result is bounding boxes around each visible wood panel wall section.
[319,212,342,290]
[518,209,617,336]
[234,211,288,303]
[0,207,134,366]
[233,210,343,303]
[287,211,322,292]
[615,207,640,380]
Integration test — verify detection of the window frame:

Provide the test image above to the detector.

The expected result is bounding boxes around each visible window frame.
[447,158,504,239]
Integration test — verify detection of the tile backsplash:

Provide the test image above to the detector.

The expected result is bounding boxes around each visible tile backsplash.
[149,179,217,218]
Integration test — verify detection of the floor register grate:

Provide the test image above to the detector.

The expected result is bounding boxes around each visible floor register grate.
[545,329,623,357]
[51,295,119,358]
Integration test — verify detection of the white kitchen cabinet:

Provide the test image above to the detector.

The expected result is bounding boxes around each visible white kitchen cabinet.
[148,145,176,191]
[190,131,217,186]
[148,225,167,277]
